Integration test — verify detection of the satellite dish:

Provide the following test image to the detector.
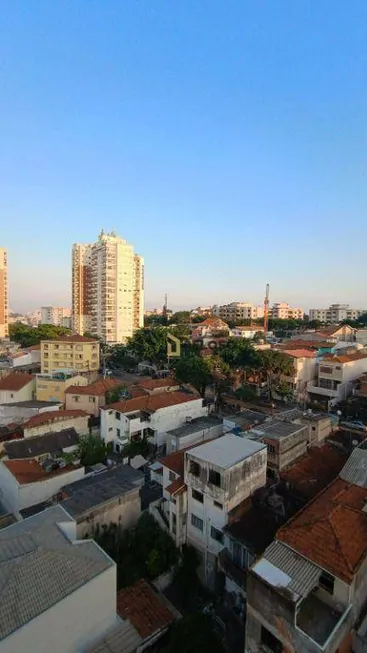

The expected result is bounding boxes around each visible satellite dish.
[352,440,359,447]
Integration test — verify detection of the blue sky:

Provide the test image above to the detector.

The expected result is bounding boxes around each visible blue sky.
[1,1,366,313]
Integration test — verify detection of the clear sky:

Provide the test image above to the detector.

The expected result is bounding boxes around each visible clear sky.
[1,1,366,313]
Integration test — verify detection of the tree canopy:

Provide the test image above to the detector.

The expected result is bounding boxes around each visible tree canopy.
[218,338,261,370]
[78,434,108,467]
[174,354,214,397]
[9,323,72,348]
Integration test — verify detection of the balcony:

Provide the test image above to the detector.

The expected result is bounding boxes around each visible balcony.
[296,590,352,651]
[307,382,338,398]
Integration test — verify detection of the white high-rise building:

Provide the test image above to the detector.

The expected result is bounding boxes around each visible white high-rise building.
[0,248,8,339]
[41,306,72,326]
[309,304,367,323]
[72,231,144,344]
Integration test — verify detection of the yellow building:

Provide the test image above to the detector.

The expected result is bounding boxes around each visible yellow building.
[40,334,100,375]
[36,372,88,403]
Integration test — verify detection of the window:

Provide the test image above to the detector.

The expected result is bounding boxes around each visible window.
[192,489,204,503]
[72,396,79,402]
[189,460,201,477]
[209,469,221,487]
[261,626,282,653]
[312,426,316,431]
[191,514,204,531]
[89,396,96,403]
[213,500,223,510]
[210,526,223,543]
[169,471,176,482]
[10,393,14,399]
[267,444,275,454]
[108,427,113,432]
[319,570,335,594]
[116,428,121,437]
[115,411,121,420]
[320,365,332,374]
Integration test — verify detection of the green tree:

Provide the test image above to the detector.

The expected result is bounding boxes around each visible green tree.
[105,385,128,404]
[218,338,260,370]
[163,614,225,653]
[144,314,169,327]
[169,311,191,324]
[257,350,294,399]
[234,385,257,401]
[9,323,72,347]
[174,354,213,397]
[78,434,107,466]
[127,327,168,366]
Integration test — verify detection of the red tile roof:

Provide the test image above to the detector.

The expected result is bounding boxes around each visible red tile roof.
[199,317,229,327]
[166,478,186,495]
[281,444,348,501]
[322,351,367,364]
[283,349,316,359]
[23,409,88,429]
[42,334,98,343]
[0,373,34,392]
[65,378,123,396]
[138,376,178,391]
[117,579,175,639]
[278,478,367,582]
[3,459,82,485]
[27,344,41,351]
[104,391,201,414]
[160,450,185,477]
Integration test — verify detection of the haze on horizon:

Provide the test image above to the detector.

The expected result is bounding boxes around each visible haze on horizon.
[1,1,366,314]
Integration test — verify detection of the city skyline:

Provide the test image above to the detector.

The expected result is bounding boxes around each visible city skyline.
[1,2,367,312]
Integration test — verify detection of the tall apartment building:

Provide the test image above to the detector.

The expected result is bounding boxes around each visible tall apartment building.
[41,306,72,326]
[309,303,367,323]
[0,248,8,339]
[271,302,304,320]
[72,231,144,344]
[212,302,264,322]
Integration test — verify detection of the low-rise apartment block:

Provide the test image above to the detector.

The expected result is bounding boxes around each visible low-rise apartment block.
[308,349,367,409]
[231,325,265,339]
[310,303,367,323]
[41,334,100,375]
[271,302,304,320]
[101,391,207,454]
[279,348,317,402]
[0,248,8,339]
[65,377,124,416]
[212,302,264,321]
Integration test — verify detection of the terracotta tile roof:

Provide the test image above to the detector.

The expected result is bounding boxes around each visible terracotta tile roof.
[283,349,316,359]
[23,409,88,429]
[65,378,122,396]
[280,340,332,350]
[42,334,98,343]
[278,478,367,582]
[3,459,82,485]
[117,579,175,639]
[319,325,353,336]
[160,450,185,476]
[322,352,367,364]
[0,372,34,392]
[27,344,41,351]
[166,478,186,496]
[138,376,178,391]
[104,391,201,414]
[199,317,229,327]
[281,444,348,501]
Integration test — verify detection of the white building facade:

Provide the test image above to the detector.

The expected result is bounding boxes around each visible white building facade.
[41,306,72,327]
[309,304,367,323]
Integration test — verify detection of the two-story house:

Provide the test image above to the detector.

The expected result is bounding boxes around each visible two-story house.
[279,349,317,402]
[308,349,367,409]
[246,471,367,653]
[0,372,35,404]
[184,434,267,587]
[100,391,208,454]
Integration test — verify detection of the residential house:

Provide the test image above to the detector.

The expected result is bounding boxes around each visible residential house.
[165,414,224,454]
[4,427,79,461]
[299,412,333,445]
[230,325,265,339]
[149,448,188,548]
[22,409,89,439]
[184,435,267,586]
[0,399,62,427]
[61,465,144,538]
[6,345,41,371]
[278,349,317,402]
[65,377,125,417]
[41,334,100,375]
[246,475,367,653]
[250,420,309,471]
[0,458,85,517]
[0,372,35,404]
[0,505,118,653]
[308,349,367,409]
[36,370,88,402]
[191,317,229,341]
[100,391,207,454]
[302,324,355,343]
[309,303,366,323]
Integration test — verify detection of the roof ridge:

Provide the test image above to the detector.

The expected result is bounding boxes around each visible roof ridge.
[328,506,355,574]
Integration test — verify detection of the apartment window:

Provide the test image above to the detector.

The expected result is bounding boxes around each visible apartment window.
[267,444,276,454]
[189,460,201,477]
[209,469,221,487]
[191,514,204,531]
[213,500,223,510]
[116,428,121,437]
[44,344,48,349]
[192,489,204,503]
[319,570,335,594]
[320,366,332,374]
[72,396,79,402]
[320,378,333,390]
[261,626,282,653]
[10,393,14,399]
[76,345,83,350]
[89,396,96,403]
[169,471,176,482]
[210,526,223,543]
[109,427,113,432]
[115,412,121,420]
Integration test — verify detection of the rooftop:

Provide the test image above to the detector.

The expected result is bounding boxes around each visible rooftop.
[160,449,185,476]
[105,391,201,415]
[340,445,367,488]
[138,376,179,391]
[0,505,112,641]
[0,372,34,392]
[188,434,266,469]
[167,414,223,438]
[42,334,99,343]
[61,465,144,517]
[4,427,79,459]
[65,377,122,396]
[233,325,265,331]
[322,351,367,364]
[117,579,175,639]
[23,409,88,429]
[251,420,308,441]
[278,478,367,583]
[224,411,268,431]
[0,399,62,408]
[3,459,83,485]
[282,349,316,359]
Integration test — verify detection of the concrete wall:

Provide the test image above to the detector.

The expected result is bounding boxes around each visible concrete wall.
[166,422,223,454]
[23,414,89,438]
[65,392,106,417]
[75,487,141,538]
[0,380,35,405]
[0,564,117,653]
[301,417,332,446]
[36,375,88,403]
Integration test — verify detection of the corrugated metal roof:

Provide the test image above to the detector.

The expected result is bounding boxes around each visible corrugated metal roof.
[253,541,321,601]
[340,448,367,488]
